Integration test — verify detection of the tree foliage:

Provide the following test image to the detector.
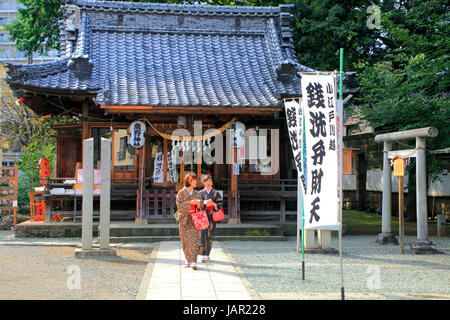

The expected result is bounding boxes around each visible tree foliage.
[293,0,386,71]
[5,0,63,56]
[0,90,40,150]
[5,0,449,177]
[354,0,449,179]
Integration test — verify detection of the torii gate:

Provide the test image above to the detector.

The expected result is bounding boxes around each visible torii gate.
[374,126,438,252]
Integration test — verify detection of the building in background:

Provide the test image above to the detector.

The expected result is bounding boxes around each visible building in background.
[0,0,58,63]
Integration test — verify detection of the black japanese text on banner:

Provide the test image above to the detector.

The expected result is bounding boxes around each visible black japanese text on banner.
[302,74,339,230]
[284,99,306,194]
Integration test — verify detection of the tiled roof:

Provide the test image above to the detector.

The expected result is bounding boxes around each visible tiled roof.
[3,0,314,108]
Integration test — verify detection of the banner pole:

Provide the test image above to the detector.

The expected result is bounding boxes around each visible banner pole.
[338,48,345,300]
[297,177,300,252]
[301,100,306,281]
[301,190,305,281]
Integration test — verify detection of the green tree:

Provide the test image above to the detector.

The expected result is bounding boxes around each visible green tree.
[293,0,386,71]
[15,114,80,210]
[355,0,449,177]
[5,0,63,57]
[5,0,188,56]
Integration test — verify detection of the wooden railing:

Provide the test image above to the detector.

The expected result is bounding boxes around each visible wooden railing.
[219,178,298,199]
[218,178,298,222]
[140,189,238,221]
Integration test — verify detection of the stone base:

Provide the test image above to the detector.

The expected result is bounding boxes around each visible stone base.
[318,230,332,249]
[135,217,148,225]
[74,248,117,259]
[410,240,437,254]
[303,230,316,250]
[227,218,240,224]
[376,233,398,245]
[303,248,339,254]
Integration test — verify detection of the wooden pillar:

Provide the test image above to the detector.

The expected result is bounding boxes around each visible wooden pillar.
[81,100,89,141]
[163,138,168,186]
[197,138,202,183]
[180,151,185,183]
[81,100,90,162]
[232,147,236,219]
[228,148,239,224]
[280,199,286,222]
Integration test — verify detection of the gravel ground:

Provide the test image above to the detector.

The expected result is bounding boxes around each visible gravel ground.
[223,235,450,300]
[0,243,151,300]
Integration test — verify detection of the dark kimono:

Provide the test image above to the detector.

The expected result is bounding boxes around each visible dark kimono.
[199,188,223,256]
[175,187,202,263]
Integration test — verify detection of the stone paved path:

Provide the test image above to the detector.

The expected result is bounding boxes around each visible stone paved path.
[145,241,252,300]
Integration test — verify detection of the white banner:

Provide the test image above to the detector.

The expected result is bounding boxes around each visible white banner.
[302,74,339,230]
[284,99,306,194]
[153,152,163,183]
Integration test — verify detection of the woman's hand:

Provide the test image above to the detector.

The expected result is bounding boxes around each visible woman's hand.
[206,199,215,206]
[189,199,199,205]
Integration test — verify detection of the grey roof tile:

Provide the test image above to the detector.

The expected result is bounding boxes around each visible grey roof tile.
[3,0,312,108]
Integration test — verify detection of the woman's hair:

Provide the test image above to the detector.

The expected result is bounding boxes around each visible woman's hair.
[203,175,213,183]
[184,173,197,187]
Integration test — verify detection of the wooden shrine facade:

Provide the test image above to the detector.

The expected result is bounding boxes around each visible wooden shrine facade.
[3,1,356,221]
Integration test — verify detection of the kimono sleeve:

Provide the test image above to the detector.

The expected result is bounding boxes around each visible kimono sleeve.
[176,189,191,214]
[214,190,223,211]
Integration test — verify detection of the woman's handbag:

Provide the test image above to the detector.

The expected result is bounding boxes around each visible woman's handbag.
[189,204,197,215]
[190,209,209,231]
[213,209,225,222]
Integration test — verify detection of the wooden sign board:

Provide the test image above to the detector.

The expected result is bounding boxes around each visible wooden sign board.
[393,157,405,177]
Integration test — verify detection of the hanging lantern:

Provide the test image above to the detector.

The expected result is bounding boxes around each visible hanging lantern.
[128,120,146,148]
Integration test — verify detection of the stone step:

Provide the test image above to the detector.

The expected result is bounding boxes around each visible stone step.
[110,223,283,237]
[110,235,286,243]
[14,221,284,238]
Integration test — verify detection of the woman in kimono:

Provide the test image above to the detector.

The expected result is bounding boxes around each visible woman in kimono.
[175,173,202,270]
[199,175,223,262]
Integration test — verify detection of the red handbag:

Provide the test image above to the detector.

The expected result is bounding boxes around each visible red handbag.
[213,209,225,222]
[190,210,209,230]
[189,204,197,215]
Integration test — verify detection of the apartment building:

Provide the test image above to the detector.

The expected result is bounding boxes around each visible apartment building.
[0,0,58,63]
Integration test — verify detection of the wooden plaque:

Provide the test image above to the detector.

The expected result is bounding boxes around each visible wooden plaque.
[393,157,405,177]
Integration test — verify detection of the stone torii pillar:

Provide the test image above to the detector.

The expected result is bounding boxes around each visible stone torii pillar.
[75,137,116,258]
[375,140,397,244]
[374,127,438,252]
[99,138,112,250]
[81,138,94,250]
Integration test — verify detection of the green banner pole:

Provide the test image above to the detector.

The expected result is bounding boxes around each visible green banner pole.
[301,105,306,280]
[338,48,345,300]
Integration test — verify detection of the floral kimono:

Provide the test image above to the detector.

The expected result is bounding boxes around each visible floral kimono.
[175,187,202,263]
[199,188,223,257]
